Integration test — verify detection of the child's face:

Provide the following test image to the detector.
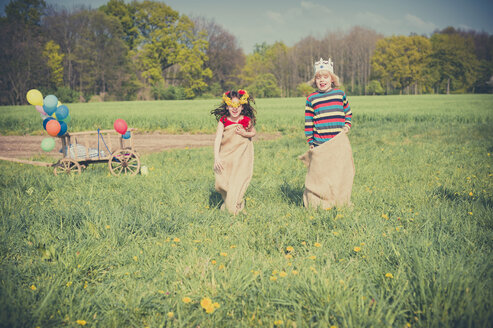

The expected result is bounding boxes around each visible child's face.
[315,71,332,92]
[227,97,243,119]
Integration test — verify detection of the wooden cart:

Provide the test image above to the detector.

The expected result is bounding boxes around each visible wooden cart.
[53,128,140,176]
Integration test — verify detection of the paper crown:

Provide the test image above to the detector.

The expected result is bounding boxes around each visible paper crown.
[314,58,334,74]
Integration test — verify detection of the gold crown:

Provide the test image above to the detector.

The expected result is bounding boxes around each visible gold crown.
[314,58,334,74]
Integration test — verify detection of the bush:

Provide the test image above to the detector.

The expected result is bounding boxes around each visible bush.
[55,86,80,103]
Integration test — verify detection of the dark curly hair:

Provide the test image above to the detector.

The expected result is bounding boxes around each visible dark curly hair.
[211,90,257,125]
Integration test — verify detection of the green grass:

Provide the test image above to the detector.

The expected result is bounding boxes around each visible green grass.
[0,95,492,327]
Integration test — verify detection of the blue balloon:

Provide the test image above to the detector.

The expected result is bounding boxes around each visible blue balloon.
[42,117,54,130]
[55,105,69,120]
[122,131,131,139]
[57,121,68,136]
[43,95,58,115]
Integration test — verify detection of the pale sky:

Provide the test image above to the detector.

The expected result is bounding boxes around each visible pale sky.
[2,0,492,52]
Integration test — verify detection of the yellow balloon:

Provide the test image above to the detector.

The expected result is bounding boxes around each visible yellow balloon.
[57,101,62,107]
[26,89,43,106]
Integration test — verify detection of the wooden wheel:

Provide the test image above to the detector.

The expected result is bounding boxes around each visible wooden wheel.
[54,158,82,176]
[108,149,140,176]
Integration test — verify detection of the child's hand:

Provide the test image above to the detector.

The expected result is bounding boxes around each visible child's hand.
[342,126,350,134]
[235,125,246,136]
[214,158,224,173]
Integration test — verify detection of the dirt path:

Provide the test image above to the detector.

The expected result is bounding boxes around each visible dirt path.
[0,133,278,160]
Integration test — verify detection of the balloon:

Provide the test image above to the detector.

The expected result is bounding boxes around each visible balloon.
[122,131,131,139]
[57,101,62,107]
[26,89,43,106]
[35,105,47,116]
[55,105,69,120]
[43,117,54,130]
[57,121,68,136]
[113,119,127,135]
[63,114,71,123]
[46,120,61,137]
[41,137,55,152]
[43,95,58,115]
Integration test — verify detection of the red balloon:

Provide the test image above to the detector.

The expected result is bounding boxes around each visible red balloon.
[46,120,61,137]
[114,119,128,135]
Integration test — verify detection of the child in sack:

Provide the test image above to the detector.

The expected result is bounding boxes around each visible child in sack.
[211,90,257,215]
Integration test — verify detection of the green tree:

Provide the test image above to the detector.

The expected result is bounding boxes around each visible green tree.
[429,31,480,94]
[128,0,211,98]
[5,0,46,26]
[247,73,281,98]
[42,40,64,88]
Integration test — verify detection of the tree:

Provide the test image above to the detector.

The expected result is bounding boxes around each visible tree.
[192,17,245,92]
[247,73,281,98]
[127,0,211,98]
[429,32,479,94]
[0,0,47,104]
[42,40,64,88]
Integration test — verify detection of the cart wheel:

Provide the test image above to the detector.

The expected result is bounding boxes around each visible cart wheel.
[108,149,141,176]
[54,158,82,176]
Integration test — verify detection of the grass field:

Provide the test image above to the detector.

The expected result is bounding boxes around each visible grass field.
[0,95,492,327]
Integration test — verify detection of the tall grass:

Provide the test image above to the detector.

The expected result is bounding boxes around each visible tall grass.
[0,95,492,327]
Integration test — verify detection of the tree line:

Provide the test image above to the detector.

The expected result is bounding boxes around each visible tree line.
[1,0,492,105]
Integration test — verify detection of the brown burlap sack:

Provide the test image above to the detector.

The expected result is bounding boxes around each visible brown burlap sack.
[299,132,355,209]
[215,125,254,215]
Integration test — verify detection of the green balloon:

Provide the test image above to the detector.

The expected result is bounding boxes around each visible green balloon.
[41,137,55,152]
[63,114,71,123]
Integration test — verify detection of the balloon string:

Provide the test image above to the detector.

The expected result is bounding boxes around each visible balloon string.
[98,129,112,155]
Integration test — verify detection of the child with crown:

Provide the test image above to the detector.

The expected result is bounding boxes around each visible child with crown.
[299,58,355,209]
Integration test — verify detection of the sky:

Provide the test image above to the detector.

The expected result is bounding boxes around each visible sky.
[1,0,492,52]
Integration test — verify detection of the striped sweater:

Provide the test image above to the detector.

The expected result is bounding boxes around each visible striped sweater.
[305,89,352,146]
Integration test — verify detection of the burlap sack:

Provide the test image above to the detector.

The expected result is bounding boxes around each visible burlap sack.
[215,125,254,215]
[299,132,355,209]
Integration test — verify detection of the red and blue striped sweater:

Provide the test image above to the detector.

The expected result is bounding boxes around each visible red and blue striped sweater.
[305,89,352,146]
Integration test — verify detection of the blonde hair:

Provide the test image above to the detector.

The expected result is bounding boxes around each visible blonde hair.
[309,70,340,89]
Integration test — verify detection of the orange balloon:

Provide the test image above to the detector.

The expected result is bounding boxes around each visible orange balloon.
[46,120,61,137]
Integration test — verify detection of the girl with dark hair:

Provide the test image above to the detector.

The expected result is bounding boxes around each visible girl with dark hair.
[211,89,257,215]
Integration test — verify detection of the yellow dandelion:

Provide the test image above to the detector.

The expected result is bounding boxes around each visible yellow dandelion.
[406,323,411,327]
[30,284,37,291]
[213,302,220,309]
[83,281,88,289]
[173,237,180,242]
[167,312,174,319]
[220,252,227,257]
[211,260,217,265]
[314,242,321,247]
[285,254,292,259]
[279,271,287,277]
[193,239,201,243]
[274,319,283,325]
[270,276,278,281]
[133,256,138,262]
[66,281,73,287]
[301,241,307,245]
[105,225,110,229]
[385,273,394,279]
[354,246,361,252]
[182,297,192,304]
[468,212,473,215]
[230,245,236,249]
[76,320,87,326]
[218,264,225,270]
[200,297,212,309]
[382,213,389,220]
[252,270,260,276]
[308,255,316,260]
[469,192,473,196]
[292,270,299,275]
[272,270,278,275]
[286,246,294,252]
[330,326,337,328]
[332,231,339,236]
[158,290,165,294]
